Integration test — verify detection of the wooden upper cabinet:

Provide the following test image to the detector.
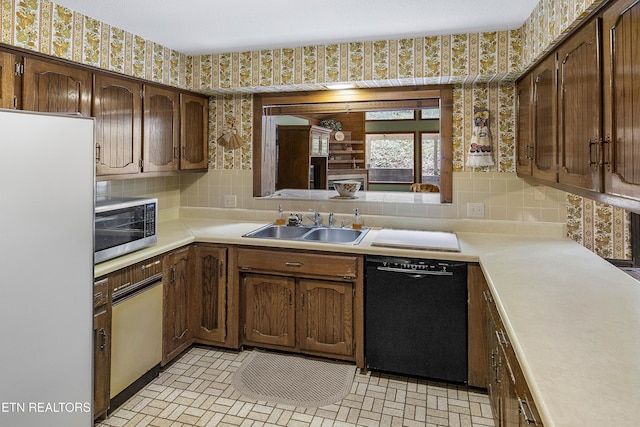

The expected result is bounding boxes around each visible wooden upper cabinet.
[0,51,15,109]
[558,18,602,192]
[531,54,558,182]
[180,93,209,170]
[22,57,92,116]
[93,73,142,176]
[143,85,180,173]
[603,0,640,201]
[515,74,533,177]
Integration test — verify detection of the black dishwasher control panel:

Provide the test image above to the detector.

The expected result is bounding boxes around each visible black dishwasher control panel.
[368,256,464,275]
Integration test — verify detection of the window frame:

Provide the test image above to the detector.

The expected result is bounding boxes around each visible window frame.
[253,86,453,203]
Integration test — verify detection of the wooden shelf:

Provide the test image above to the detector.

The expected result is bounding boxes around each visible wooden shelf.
[331,150,364,154]
[329,159,365,164]
[330,141,364,145]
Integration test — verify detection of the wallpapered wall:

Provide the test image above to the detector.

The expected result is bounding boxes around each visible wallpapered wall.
[0,0,630,259]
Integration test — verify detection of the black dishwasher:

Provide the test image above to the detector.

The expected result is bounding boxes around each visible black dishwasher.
[365,255,467,384]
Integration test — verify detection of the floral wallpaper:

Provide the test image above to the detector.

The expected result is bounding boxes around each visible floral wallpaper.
[0,0,631,259]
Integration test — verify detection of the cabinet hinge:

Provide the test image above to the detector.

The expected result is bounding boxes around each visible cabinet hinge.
[14,62,24,76]
[139,159,143,169]
[140,88,144,99]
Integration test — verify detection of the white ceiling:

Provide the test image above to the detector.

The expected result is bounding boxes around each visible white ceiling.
[52,0,539,56]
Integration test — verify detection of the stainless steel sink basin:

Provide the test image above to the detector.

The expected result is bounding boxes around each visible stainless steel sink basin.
[302,227,366,243]
[244,224,313,239]
[243,224,369,245]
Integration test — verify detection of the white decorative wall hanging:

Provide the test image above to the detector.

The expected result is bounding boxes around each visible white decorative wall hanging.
[466,107,495,168]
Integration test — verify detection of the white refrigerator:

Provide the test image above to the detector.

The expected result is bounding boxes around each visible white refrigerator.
[0,109,95,426]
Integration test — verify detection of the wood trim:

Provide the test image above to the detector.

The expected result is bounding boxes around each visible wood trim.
[467,263,489,388]
[259,86,446,106]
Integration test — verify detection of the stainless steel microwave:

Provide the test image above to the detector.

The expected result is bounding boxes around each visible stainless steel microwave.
[94,197,158,264]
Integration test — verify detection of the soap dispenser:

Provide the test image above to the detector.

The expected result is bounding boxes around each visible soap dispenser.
[352,208,364,230]
[275,204,286,225]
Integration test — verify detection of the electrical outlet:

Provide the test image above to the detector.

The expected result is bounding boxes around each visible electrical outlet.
[467,202,485,218]
[224,195,237,208]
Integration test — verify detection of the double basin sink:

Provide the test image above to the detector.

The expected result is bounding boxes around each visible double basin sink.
[243,223,369,245]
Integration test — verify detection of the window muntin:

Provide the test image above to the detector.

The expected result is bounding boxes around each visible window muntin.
[421,133,441,183]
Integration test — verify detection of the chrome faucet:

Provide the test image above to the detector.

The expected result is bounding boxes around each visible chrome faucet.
[304,209,322,227]
[328,212,334,228]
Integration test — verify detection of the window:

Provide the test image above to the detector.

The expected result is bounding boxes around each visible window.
[421,133,441,183]
[365,110,415,121]
[366,133,415,183]
[365,109,441,187]
[421,108,440,119]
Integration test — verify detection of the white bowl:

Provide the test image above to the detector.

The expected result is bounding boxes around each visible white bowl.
[334,180,361,197]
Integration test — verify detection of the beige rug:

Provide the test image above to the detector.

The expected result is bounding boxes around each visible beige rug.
[232,350,356,408]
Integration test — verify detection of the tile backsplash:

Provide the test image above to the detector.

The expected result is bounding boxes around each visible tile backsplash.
[178,170,568,224]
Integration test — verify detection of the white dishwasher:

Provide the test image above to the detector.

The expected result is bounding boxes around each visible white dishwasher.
[110,275,163,409]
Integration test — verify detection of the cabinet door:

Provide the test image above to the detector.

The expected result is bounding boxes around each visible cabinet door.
[143,85,179,173]
[94,73,142,176]
[162,247,191,365]
[242,273,296,348]
[516,74,533,177]
[191,245,226,343]
[297,279,353,357]
[22,57,92,116]
[603,0,640,200]
[180,93,209,170]
[0,51,15,109]
[93,308,110,419]
[500,351,520,427]
[532,54,558,182]
[558,18,602,191]
[485,292,501,423]
[467,264,489,389]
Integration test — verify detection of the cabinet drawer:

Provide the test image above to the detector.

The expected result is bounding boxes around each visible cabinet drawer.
[131,255,163,283]
[238,248,359,279]
[106,255,163,295]
[93,278,109,309]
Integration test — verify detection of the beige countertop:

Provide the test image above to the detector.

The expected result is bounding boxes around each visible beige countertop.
[95,210,640,427]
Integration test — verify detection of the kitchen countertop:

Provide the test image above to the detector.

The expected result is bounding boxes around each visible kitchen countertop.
[95,209,640,427]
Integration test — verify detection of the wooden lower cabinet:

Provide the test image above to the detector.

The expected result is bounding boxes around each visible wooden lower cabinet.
[243,273,296,347]
[238,247,363,365]
[93,277,111,420]
[297,279,353,357]
[162,244,234,365]
[484,287,544,427]
[162,246,191,365]
[467,263,489,388]
[191,244,228,344]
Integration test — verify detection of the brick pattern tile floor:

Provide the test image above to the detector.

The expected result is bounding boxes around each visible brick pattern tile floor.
[96,346,495,427]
